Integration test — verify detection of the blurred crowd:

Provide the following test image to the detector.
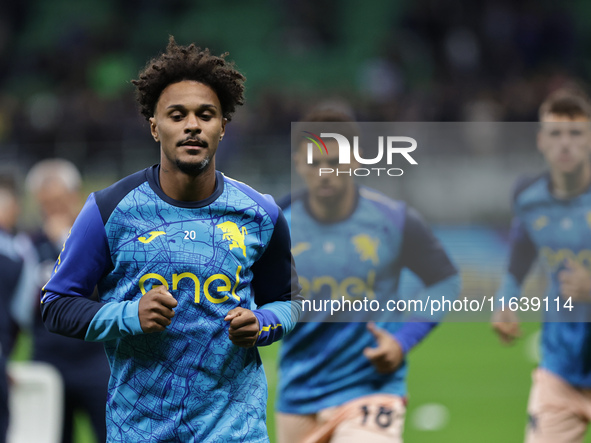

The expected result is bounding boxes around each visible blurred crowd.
[0,161,110,443]
[0,0,590,173]
[0,2,589,441]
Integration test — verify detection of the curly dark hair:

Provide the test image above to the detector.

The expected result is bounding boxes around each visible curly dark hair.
[132,36,246,121]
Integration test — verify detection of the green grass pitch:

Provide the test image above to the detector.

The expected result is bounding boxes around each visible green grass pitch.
[260,322,591,443]
[12,322,591,442]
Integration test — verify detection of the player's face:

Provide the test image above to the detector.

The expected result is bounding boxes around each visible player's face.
[150,80,226,177]
[537,113,591,175]
[35,180,79,219]
[295,139,355,204]
[0,190,19,231]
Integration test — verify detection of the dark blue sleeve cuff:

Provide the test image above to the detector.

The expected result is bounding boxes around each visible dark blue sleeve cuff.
[253,309,284,347]
[41,296,105,340]
[393,322,437,354]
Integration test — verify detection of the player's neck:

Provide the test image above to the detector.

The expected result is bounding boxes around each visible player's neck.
[308,186,357,223]
[159,163,216,202]
[551,163,591,199]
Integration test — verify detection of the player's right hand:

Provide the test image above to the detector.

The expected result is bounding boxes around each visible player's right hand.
[138,285,178,333]
[558,258,591,301]
[491,309,521,344]
[363,322,404,374]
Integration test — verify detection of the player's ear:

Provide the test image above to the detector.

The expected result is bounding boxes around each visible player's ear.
[294,143,308,176]
[536,129,544,154]
[220,118,227,141]
[585,123,591,150]
[351,146,361,168]
[149,117,159,143]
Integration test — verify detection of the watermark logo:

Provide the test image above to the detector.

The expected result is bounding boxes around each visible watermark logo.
[302,131,328,155]
[302,132,418,177]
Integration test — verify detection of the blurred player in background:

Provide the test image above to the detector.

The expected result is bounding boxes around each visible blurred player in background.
[25,159,109,443]
[276,109,460,442]
[40,37,300,442]
[493,89,591,443]
[0,174,34,443]
[0,177,21,443]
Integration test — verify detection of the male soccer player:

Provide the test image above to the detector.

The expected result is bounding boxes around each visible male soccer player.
[25,159,110,443]
[493,89,591,443]
[41,37,300,443]
[276,109,460,442]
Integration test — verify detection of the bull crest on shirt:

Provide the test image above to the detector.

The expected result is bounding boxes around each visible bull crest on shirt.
[217,221,248,257]
[351,234,380,265]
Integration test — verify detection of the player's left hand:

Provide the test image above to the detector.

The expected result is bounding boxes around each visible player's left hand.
[363,322,404,374]
[491,309,521,344]
[224,307,260,348]
[559,258,591,302]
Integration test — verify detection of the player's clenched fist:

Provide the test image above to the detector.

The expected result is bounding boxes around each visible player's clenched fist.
[491,309,521,344]
[224,307,260,348]
[363,322,404,374]
[138,285,178,333]
[558,258,591,301]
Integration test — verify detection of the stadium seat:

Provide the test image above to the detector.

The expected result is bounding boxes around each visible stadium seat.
[6,361,63,443]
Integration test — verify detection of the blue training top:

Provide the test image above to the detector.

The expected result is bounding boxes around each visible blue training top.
[41,165,301,443]
[496,173,591,387]
[277,187,459,414]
